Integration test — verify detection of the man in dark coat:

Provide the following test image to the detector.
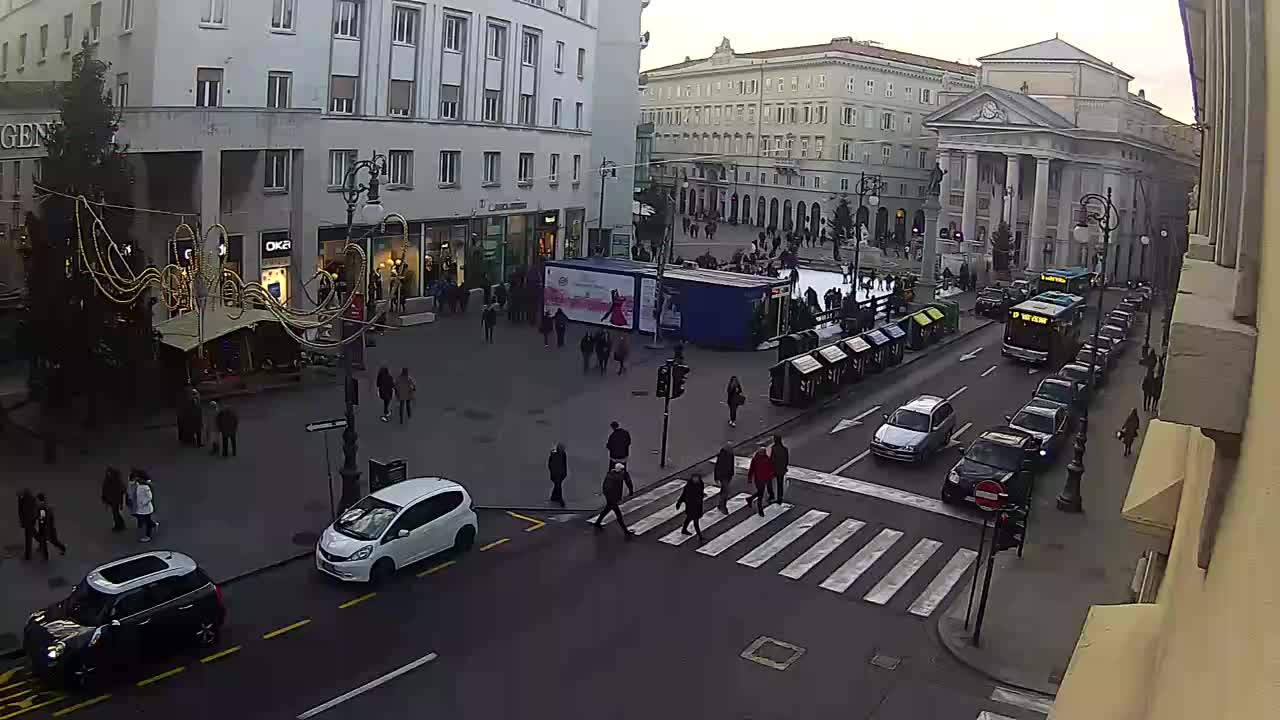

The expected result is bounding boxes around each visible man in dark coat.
[553,309,569,347]
[547,443,568,508]
[606,422,633,487]
[539,312,554,346]
[714,444,735,514]
[592,463,634,537]
[102,467,126,532]
[34,493,67,560]
[594,331,612,376]
[770,434,790,504]
[676,472,706,542]
[17,488,37,560]
[482,304,498,343]
[579,332,594,372]
[216,404,239,457]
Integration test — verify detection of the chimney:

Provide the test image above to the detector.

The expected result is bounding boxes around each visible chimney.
[1138,89,1146,100]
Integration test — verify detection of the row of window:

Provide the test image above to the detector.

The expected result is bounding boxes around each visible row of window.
[313,149,584,192]
[518,0,591,22]
[655,132,932,170]
[0,1,114,76]
[662,164,929,198]
[644,102,916,137]
[649,74,935,106]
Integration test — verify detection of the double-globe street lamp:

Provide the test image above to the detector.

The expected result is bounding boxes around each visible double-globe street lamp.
[852,172,883,300]
[336,153,391,511]
[1058,187,1119,513]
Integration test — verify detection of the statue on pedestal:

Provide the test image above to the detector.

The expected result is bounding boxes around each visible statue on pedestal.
[926,162,947,199]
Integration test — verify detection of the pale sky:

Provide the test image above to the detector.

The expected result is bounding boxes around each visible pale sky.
[641,0,1194,124]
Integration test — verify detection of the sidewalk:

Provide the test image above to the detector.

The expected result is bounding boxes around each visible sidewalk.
[668,216,919,273]
[936,313,1161,695]
[0,288,985,656]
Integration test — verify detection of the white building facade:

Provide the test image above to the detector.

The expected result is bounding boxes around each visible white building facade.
[640,37,976,245]
[924,38,1199,280]
[0,0,642,305]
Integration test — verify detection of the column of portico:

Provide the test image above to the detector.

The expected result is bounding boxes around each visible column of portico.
[1054,162,1078,267]
[1004,154,1021,229]
[937,149,953,229]
[1027,156,1051,272]
[961,151,979,242]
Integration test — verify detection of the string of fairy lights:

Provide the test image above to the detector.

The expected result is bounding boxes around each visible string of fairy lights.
[68,193,398,353]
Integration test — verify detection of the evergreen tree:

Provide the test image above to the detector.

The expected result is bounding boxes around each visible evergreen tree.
[829,197,855,242]
[991,222,1013,276]
[22,39,145,423]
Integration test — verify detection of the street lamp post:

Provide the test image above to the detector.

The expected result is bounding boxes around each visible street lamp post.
[1058,187,1119,513]
[336,153,389,512]
[1140,233,1152,359]
[854,172,883,303]
[648,179,687,350]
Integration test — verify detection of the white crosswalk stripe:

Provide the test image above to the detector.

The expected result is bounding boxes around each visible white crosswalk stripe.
[908,548,978,617]
[628,487,719,535]
[659,493,750,545]
[819,528,903,593]
[594,479,684,526]
[863,538,942,605]
[697,503,792,557]
[976,713,1018,720]
[779,518,865,580]
[737,509,829,568]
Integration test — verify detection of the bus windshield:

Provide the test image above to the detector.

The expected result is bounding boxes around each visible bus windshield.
[1005,315,1054,352]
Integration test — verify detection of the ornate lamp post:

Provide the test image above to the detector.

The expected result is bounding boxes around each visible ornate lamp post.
[336,153,389,512]
[853,172,883,298]
[1058,187,1119,513]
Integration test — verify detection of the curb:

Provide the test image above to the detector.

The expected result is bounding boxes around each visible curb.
[934,597,1061,697]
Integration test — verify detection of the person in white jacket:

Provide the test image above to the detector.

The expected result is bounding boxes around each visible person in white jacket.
[134,476,157,542]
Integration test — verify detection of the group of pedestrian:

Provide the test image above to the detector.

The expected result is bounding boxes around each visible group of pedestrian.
[433,278,472,315]
[16,489,66,560]
[538,309,570,347]
[1140,348,1165,413]
[580,329,628,375]
[375,366,417,424]
[746,435,789,516]
[679,214,718,241]
[175,387,240,458]
[98,468,159,542]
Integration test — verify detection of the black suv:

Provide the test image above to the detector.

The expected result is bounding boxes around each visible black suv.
[942,427,1043,505]
[24,551,225,687]
[975,287,1014,318]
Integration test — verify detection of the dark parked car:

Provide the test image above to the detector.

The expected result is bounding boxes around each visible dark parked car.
[1098,324,1127,355]
[1033,376,1082,414]
[1107,310,1135,334]
[942,427,1043,505]
[1009,280,1032,303]
[1076,345,1112,375]
[1006,402,1070,458]
[24,551,225,688]
[975,288,1015,318]
[1057,362,1097,394]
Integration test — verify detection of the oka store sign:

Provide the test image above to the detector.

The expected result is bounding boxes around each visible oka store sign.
[0,122,56,151]
[261,231,293,259]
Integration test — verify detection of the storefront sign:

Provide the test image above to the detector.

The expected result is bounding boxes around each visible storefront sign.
[261,232,292,258]
[0,122,55,150]
[540,213,558,226]
[491,201,528,212]
[544,265,637,329]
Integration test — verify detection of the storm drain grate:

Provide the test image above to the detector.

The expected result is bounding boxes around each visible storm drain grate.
[869,653,902,671]
[740,636,805,671]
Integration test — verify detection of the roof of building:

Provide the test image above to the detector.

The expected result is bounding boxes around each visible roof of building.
[645,38,978,76]
[978,37,1134,80]
[923,85,1076,129]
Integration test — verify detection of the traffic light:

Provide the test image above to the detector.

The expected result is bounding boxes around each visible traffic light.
[671,363,690,399]
[656,363,671,398]
[993,507,1027,553]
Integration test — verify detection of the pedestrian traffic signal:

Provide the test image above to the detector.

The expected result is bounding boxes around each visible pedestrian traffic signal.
[671,363,690,399]
[993,507,1027,553]
[656,363,671,398]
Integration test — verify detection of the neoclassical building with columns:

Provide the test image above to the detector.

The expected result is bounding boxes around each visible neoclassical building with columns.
[924,38,1199,281]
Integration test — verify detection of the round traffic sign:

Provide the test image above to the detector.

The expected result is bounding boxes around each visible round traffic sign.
[973,480,1006,512]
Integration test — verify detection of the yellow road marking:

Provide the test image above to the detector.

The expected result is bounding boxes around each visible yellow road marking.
[135,666,185,688]
[0,687,34,703]
[0,667,28,686]
[339,592,377,609]
[199,645,242,664]
[51,694,112,717]
[0,692,65,719]
[262,619,311,640]
[417,560,455,577]
[506,511,546,532]
[479,538,510,552]
[0,680,27,694]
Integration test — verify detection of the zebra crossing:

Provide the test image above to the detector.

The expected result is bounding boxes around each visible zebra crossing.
[587,483,978,617]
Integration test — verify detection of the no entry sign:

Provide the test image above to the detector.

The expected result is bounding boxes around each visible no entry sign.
[974,480,1005,511]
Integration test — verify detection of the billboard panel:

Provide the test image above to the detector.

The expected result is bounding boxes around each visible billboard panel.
[544,265,637,329]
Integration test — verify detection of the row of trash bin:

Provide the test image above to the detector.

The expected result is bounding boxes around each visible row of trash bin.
[769,300,962,406]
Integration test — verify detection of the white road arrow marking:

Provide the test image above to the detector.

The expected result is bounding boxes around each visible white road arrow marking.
[948,422,974,446]
[981,365,998,378]
[829,405,882,434]
[959,347,984,362]
[1028,368,1040,375]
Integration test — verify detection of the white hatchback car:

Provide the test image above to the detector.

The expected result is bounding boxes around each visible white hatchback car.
[316,477,478,584]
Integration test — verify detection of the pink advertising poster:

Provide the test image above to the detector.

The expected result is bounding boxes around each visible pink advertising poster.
[543,266,637,329]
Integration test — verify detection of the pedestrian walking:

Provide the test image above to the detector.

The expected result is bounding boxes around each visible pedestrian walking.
[682,216,690,236]
[1141,371,1157,412]
[690,223,699,239]
[580,332,594,373]
[17,488,37,560]
[495,283,509,310]
[548,443,568,507]
[606,421,633,485]
[395,367,417,425]
[594,331,612,376]
[726,375,745,427]
[677,472,706,542]
[554,308,568,347]
[102,467,127,532]
[215,403,239,457]
[770,434,789,504]
[376,367,395,422]
[1118,408,1140,457]
[482,303,498,343]
[1152,368,1164,409]
[540,312,554,346]
[613,333,630,375]
[747,446,775,517]
[592,463,635,538]
[33,494,67,559]
[134,476,157,542]
[714,443,735,514]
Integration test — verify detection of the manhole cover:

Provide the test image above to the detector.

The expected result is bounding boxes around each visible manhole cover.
[303,500,328,513]
[292,531,319,547]
[461,408,494,421]
[631,390,650,397]
[741,636,805,671]
[0,632,17,652]
[870,653,901,671]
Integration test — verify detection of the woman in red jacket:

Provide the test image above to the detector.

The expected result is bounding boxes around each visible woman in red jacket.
[747,446,775,517]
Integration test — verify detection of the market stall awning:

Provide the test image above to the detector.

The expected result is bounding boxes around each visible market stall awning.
[155,306,282,353]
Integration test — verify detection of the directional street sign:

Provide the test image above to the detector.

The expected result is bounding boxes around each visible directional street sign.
[959,347,984,362]
[974,480,1006,512]
[829,405,882,434]
[305,418,349,433]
